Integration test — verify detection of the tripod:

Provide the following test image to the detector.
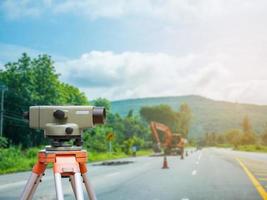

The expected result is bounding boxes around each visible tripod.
[20,149,97,200]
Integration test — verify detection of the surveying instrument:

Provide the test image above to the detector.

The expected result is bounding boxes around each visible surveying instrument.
[20,106,106,200]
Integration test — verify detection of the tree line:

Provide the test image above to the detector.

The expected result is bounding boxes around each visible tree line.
[202,115,267,147]
[0,53,194,154]
[140,103,192,138]
[0,54,151,154]
[83,97,150,154]
[0,53,88,147]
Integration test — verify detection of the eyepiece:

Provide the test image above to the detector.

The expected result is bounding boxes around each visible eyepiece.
[92,107,106,124]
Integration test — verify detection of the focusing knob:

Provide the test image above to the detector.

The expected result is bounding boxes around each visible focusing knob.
[53,110,66,120]
[65,127,73,135]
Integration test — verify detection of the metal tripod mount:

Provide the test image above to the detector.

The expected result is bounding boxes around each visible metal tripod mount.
[20,147,97,200]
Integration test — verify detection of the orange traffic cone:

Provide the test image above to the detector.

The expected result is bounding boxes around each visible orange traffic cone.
[162,156,169,169]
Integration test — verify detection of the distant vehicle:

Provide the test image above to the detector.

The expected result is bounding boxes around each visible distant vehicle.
[150,121,186,157]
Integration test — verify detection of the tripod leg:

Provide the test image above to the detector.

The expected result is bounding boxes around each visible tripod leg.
[20,173,39,200]
[82,174,97,200]
[54,173,64,200]
[27,173,43,200]
[74,172,84,200]
[70,175,77,199]
[21,154,47,200]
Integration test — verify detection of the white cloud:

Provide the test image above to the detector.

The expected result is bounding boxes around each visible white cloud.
[1,0,42,19]
[224,80,267,105]
[2,0,267,104]
[3,0,267,23]
[56,51,196,99]
[1,0,200,20]
[55,50,267,104]
[2,42,266,104]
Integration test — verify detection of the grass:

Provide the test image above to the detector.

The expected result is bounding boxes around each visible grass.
[0,147,152,175]
[0,147,39,174]
[88,149,152,162]
[215,144,267,153]
[216,144,233,148]
[234,145,267,153]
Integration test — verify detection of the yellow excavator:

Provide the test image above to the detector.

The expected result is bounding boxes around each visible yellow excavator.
[150,121,186,158]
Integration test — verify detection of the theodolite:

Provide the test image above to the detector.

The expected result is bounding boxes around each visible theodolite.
[20,106,106,200]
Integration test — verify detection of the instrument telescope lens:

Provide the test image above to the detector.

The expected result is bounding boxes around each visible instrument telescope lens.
[92,107,106,124]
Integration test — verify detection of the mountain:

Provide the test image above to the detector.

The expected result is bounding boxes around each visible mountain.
[111,95,267,138]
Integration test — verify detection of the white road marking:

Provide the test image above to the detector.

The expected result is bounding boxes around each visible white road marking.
[181,198,190,200]
[198,153,202,160]
[192,170,197,176]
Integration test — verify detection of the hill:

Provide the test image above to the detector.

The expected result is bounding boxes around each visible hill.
[111,95,267,138]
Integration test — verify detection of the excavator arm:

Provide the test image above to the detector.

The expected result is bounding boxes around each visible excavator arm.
[150,121,186,156]
[150,121,173,150]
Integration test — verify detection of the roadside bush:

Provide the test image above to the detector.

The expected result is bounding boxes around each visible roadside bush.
[262,132,267,145]
[235,145,267,152]
[0,136,8,148]
[122,136,144,155]
[25,147,39,159]
[0,147,37,174]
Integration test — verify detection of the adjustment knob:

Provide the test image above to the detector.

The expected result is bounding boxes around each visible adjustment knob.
[65,127,73,135]
[53,110,66,120]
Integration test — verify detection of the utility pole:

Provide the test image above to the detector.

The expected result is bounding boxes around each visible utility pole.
[0,84,7,137]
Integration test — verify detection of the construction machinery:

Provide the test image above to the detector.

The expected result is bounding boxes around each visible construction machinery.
[150,121,185,156]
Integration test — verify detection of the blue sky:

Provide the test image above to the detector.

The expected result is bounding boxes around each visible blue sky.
[1,0,267,104]
[0,1,170,59]
[0,6,138,58]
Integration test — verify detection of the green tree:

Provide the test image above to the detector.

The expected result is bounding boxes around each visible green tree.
[224,129,242,147]
[0,53,89,147]
[216,134,225,144]
[140,103,192,138]
[178,103,192,137]
[204,132,217,146]
[93,98,111,112]
[242,115,252,133]
[261,123,267,145]
[140,104,178,131]
[31,55,61,105]
[127,109,134,118]
[59,83,88,105]
[241,116,255,145]
[122,136,144,155]
[0,136,8,148]
[83,126,113,152]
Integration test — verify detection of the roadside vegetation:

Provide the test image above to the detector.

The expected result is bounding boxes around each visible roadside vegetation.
[0,54,152,174]
[0,146,152,174]
[234,145,267,152]
[201,115,267,153]
[1,53,266,175]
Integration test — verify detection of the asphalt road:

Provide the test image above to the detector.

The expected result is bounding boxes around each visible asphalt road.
[0,148,267,200]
